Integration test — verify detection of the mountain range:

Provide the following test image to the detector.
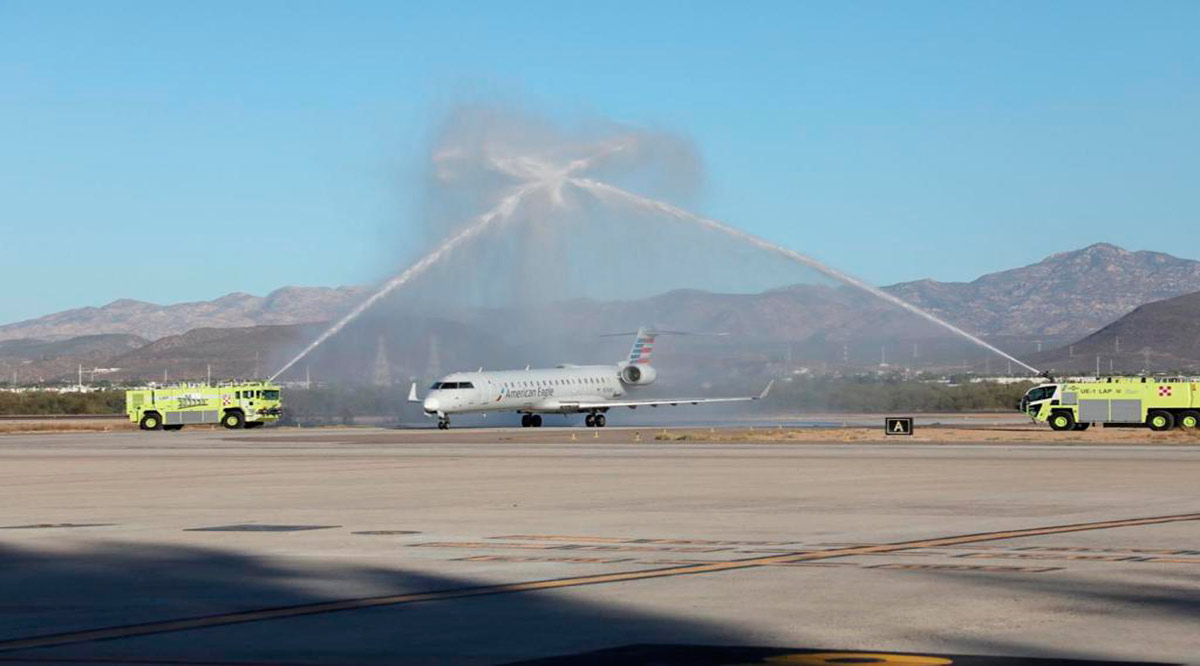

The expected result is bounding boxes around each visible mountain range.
[5,243,1197,345]
[0,286,368,343]
[4,243,1199,383]
[0,334,148,384]
[1029,290,1200,374]
[885,243,1200,337]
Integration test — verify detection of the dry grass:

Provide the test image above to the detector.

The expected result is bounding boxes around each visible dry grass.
[655,425,1200,445]
[0,419,132,435]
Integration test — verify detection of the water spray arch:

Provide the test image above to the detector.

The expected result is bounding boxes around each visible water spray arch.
[271,132,1040,382]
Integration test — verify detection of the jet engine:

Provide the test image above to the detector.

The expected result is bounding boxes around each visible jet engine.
[619,364,657,386]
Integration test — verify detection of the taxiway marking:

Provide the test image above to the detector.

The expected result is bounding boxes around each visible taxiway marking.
[2,512,1198,653]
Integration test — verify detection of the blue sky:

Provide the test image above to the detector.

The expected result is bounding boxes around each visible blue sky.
[1,0,1197,324]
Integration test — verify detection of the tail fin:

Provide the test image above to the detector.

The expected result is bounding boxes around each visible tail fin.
[626,328,658,365]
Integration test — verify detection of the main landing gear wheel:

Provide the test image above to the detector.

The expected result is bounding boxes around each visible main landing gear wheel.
[1147,410,1174,432]
[521,414,532,428]
[1048,411,1075,432]
[1072,423,1090,431]
[530,414,542,428]
[593,414,605,427]
[1178,411,1200,430]
[585,414,595,427]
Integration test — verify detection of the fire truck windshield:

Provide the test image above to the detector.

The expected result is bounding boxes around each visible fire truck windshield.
[1025,386,1056,402]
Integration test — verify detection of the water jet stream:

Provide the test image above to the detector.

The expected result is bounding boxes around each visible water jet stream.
[570,177,1041,375]
[271,138,1039,382]
[269,184,540,382]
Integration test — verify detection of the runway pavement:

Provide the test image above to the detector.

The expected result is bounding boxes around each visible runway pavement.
[0,427,1197,665]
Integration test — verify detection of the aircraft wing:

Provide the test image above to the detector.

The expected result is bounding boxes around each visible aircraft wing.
[571,381,773,410]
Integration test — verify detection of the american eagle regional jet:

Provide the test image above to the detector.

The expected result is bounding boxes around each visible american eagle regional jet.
[409,329,771,429]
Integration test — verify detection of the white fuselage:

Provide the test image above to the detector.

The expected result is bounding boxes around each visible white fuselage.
[422,365,627,416]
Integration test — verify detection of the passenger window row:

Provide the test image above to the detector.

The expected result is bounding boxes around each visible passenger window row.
[499,377,610,388]
[432,377,616,390]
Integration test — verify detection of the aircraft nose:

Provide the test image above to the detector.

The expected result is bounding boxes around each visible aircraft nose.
[422,397,440,414]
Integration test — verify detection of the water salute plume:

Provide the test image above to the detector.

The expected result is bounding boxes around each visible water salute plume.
[271,108,1038,381]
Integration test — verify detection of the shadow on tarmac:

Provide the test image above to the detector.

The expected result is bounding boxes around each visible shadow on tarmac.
[0,539,740,664]
[0,540,1188,665]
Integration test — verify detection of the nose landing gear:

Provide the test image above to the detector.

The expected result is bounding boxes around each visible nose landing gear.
[437,418,450,430]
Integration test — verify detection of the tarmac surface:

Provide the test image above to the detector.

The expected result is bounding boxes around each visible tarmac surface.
[0,426,1198,665]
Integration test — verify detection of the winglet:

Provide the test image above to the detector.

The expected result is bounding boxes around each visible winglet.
[756,380,774,400]
[407,382,420,403]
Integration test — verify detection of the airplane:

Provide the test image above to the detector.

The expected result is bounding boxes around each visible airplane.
[408,328,771,429]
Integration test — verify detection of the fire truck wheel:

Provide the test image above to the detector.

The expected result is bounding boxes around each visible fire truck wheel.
[1147,410,1174,432]
[1178,411,1200,430]
[1048,411,1075,431]
[222,411,245,429]
[139,413,163,431]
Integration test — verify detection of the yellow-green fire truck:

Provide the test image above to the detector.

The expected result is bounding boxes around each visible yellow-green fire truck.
[1020,377,1199,432]
[126,382,283,431]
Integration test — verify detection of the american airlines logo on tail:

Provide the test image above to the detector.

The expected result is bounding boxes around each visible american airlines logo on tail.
[628,329,657,365]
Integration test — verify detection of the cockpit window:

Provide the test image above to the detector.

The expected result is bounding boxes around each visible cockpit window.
[429,382,443,390]
[1025,386,1056,402]
[430,381,473,390]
